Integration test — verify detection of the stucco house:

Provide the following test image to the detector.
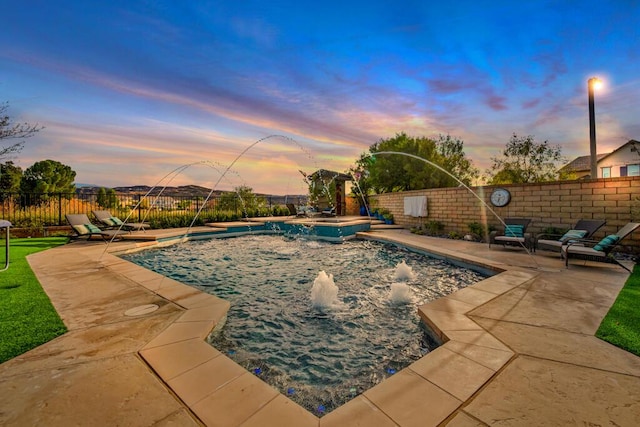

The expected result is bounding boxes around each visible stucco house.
[560,139,640,179]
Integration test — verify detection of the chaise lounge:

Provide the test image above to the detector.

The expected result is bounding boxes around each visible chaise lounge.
[321,206,336,217]
[561,222,640,271]
[489,218,533,251]
[92,210,151,231]
[286,203,307,218]
[66,214,129,242]
[535,219,606,252]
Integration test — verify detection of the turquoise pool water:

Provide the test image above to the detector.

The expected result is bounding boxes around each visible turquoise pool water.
[122,235,485,414]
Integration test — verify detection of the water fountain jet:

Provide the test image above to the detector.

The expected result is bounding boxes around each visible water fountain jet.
[310,270,340,309]
[393,260,416,281]
[389,283,413,305]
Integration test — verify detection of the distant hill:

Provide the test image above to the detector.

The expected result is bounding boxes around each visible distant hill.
[76,185,219,197]
[75,185,307,203]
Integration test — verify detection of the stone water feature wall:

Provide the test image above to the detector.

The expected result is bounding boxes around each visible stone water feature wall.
[366,176,640,249]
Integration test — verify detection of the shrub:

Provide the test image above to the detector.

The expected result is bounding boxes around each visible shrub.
[410,227,425,235]
[540,226,566,237]
[425,220,444,236]
[448,230,462,239]
[467,221,486,236]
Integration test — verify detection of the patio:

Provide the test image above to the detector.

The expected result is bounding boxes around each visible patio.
[1,228,639,426]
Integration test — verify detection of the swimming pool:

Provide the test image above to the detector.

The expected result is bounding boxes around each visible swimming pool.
[122,234,486,414]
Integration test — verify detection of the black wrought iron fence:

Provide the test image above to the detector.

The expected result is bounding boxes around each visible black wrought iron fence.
[0,192,307,229]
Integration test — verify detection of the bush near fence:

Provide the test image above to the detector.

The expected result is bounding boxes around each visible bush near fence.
[0,192,304,237]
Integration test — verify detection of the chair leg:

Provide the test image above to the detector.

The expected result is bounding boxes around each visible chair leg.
[614,258,632,272]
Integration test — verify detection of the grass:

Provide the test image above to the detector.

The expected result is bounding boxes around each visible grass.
[0,237,69,363]
[596,264,640,356]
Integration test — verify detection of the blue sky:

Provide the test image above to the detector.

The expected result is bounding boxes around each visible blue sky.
[2,1,639,193]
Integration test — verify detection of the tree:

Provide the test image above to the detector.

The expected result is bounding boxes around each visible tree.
[97,187,119,209]
[435,134,480,186]
[486,134,566,184]
[218,185,266,213]
[351,132,478,195]
[0,161,23,201]
[19,159,76,205]
[0,102,44,161]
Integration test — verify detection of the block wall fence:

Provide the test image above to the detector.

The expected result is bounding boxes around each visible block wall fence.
[352,177,640,250]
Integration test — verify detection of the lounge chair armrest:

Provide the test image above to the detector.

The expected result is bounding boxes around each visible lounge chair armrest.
[564,238,599,249]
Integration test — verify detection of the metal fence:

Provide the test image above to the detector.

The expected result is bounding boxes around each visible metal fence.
[0,192,308,228]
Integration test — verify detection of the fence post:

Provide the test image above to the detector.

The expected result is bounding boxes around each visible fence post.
[58,193,63,225]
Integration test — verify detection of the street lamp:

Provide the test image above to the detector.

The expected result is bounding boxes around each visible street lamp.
[588,77,601,179]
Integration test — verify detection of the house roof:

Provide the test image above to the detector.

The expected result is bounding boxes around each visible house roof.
[560,153,609,172]
[597,139,640,163]
[305,169,352,182]
[561,139,640,172]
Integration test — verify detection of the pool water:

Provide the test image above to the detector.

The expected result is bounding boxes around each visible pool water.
[122,235,485,414]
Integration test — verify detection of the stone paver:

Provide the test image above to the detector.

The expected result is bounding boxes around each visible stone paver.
[363,369,462,427]
[320,396,396,427]
[239,395,319,427]
[464,355,640,426]
[0,227,638,426]
[0,354,198,427]
[409,347,496,401]
[191,372,280,427]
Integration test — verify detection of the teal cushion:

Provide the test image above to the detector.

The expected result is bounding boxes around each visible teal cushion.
[504,224,524,238]
[102,217,116,226]
[110,217,124,226]
[560,229,587,242]
[84,223,102,234]
[593,235,619,252]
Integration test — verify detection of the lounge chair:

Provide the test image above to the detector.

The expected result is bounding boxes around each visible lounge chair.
[321,206,336,217]
[286,203,307,217]
[561,222,640,271]
[66,214,129,242]
[535,219,606,252]
[489,218,533,250]
[92,210,150,231]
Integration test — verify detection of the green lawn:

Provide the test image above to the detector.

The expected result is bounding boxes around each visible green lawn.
[596,264,640,356]
[0,238,68,363]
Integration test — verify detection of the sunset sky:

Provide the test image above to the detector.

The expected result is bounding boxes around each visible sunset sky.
[2,1,639,194]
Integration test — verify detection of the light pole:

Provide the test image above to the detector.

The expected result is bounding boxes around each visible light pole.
[588,77,601,179]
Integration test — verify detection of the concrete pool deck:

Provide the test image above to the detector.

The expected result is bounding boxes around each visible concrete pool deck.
[1,228,640,426]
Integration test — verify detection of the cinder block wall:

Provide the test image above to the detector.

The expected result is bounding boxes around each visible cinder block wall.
[363,177,640,249]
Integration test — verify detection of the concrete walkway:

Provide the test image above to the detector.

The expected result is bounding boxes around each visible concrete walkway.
[1,228,639,426]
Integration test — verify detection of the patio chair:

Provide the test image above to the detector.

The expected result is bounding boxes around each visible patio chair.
[535,219,606,252]
[489,218,533,251]
[561,222,640,272]
[286,203,307,217]
[66,214,129,242]
[321,206,336,217]
[92,210,150,231]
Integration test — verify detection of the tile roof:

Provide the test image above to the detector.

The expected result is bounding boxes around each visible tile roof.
[561,153,609,171]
